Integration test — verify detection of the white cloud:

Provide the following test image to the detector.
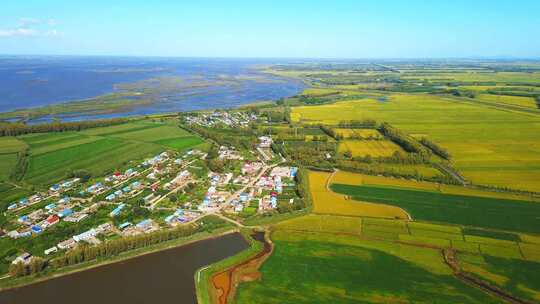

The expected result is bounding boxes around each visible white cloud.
[18,18,42,27]
[0,18,61,38]
[0,28,38,37]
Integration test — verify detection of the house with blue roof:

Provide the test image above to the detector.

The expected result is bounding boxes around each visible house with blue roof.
[58,208,73,218]
[31,226,43,234]
[109,204,125,217]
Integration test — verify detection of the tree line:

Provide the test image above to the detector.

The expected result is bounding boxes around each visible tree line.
[0,118,129,137]
[419,138,451,160]
[378,123,430,156]
[9,223,200,277]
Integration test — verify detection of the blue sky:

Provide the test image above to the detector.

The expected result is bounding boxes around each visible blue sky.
[0,0,539,58]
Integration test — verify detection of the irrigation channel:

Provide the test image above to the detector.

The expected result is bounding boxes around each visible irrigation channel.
[0,232,249,304]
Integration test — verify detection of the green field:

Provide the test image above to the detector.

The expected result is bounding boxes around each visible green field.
[0,120,206,186]
[24,137,160,184]
[0,137,27,154]
[236,230,500,304]
[331,184,540,234]
[156,136,205,151]
[458,254,540,302]
[0,153,17,181]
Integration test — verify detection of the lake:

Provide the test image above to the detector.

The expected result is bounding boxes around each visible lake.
[0,56,304,121]
[0,232,249,304]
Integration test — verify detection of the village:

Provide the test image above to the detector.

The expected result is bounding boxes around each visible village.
[3,132,298,267]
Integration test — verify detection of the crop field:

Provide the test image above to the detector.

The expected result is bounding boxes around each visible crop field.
[156,136,205,151]
[330,183,540,234]
[0,120,206,186]
[338,139,402,157]
[332,128,382,139]
[475,94,538,109]
[458,254,540,303]
[292,93,540,192]
[399,71,540,84]
[108,124,191,142]
[79,121,159,136]
[24,138,162,185]
[308,171,408,219]
[241,211,540,302]
[301,88,342,96]
[235,228,499,303]
[0,154,17,181]
[0,137,27,154]
[330,170,535,201]
[22,133,101,156]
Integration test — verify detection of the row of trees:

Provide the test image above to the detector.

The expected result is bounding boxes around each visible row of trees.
[351,151,429,165]
[8,257,47,277]
[0,118,129,137]
[9,149,29,181]
[337,119,377,128]
[420,138,451,160]
[9,223,200,278]
[536,96,540,109]
[336,161,460,185]
[378,123,430,156]
[51,224,198,269]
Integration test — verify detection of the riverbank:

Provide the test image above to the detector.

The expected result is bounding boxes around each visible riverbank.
[211,230,274,304]
[0,227,238,291]
[195,229,265,304]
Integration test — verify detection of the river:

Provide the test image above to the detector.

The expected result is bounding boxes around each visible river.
[0,232,249,304]
[0,56,305,122]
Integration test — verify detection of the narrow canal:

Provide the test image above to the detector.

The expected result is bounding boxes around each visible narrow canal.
[0,232,249,304]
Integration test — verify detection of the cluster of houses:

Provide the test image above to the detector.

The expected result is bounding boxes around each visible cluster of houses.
[105,181,144,201]
[2,141,300,267]
[54,222,114,252]
[164,209,199,226]
[7,196,78,239]
[104,168,139,184]
[185,111,258,128]
[6,177,82,214]
[49,178,81,195]
[201,165,297,214]
[218,145,244,160]
[121,219,159,236]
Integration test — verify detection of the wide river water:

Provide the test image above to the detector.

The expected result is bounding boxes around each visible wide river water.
[0,56,305,121]
[0,232,249,304]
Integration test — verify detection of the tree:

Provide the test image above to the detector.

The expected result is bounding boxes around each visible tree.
[8,262,25,277]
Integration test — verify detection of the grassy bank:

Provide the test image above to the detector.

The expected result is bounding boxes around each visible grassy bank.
[195,229,264,304]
